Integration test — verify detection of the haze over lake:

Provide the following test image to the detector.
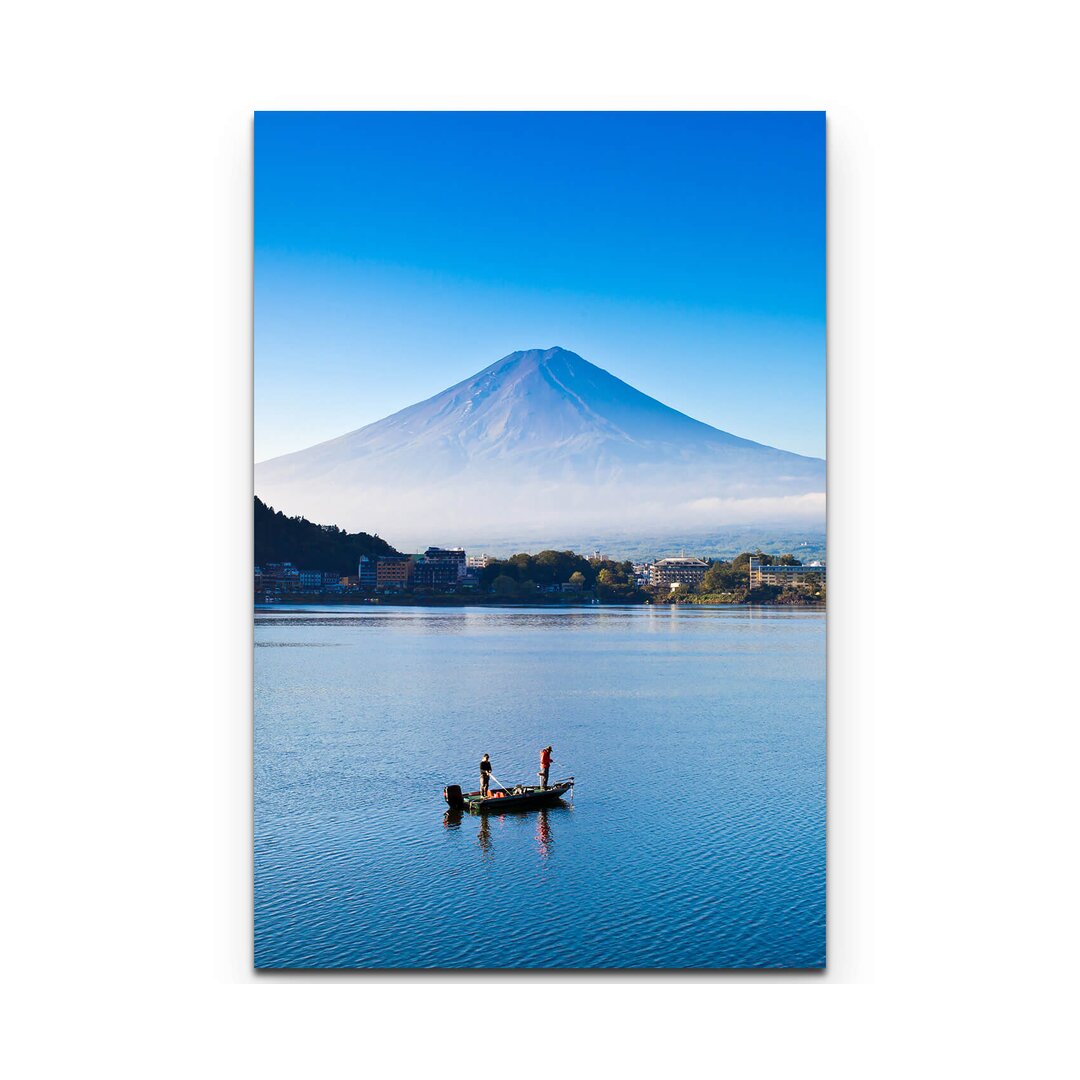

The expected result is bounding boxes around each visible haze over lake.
[255,604,825,969]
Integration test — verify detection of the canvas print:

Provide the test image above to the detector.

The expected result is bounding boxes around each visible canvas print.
[254,111,826,969]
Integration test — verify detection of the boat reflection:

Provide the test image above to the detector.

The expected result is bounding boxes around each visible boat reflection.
[477,814,492,856]
[535,808,553,859]
[443,803,573,859]
[444,801,572,861]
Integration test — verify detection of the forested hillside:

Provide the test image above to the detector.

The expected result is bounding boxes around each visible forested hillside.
[254,497,397,575]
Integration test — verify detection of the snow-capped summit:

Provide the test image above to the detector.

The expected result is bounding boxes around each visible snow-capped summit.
[255,347,825,547]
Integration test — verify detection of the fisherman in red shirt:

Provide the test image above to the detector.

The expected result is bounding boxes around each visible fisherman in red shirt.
[539,745,553,790]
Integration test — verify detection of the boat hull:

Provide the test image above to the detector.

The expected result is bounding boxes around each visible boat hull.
[444,779,574,813]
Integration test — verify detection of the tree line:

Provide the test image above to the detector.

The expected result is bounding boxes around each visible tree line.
[476,549,823,604]
[478,550,649,602]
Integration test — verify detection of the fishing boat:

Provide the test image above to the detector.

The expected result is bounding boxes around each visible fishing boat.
[443,777,574,813]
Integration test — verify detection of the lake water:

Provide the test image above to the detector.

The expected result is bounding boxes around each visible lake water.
[255,604,825,969]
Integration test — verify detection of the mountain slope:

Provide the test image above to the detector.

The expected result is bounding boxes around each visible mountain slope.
[255,347,825,546]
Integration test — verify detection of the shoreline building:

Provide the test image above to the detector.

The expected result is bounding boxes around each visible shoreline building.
[376,555,413,589]
[412,546,469,587]
[649,557,708,591]
[298,569,323,591]
[260,561,302,593]
[424,546,468,580]
[358,556,377,589]
[412,553,457,587]
[359,554,414,589]
[748,557,826,590]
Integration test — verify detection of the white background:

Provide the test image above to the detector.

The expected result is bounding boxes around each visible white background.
[3,1,1077,1075]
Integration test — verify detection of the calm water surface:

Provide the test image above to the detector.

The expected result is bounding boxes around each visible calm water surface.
[255,604,825,968]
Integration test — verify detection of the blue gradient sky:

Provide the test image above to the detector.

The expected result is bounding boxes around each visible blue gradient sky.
[255,112,825,462]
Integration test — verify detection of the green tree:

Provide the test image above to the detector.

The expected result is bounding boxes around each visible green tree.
[746,583,782,604]
[533,549,586,585]
[492,574,518,596]
[732,550,774,571]
[569,571,587,587]
[700,560,738,593]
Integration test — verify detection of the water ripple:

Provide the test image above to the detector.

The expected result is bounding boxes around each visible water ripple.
[255,605,825,968]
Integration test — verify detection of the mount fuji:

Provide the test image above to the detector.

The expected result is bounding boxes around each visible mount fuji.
[255,347,825,550]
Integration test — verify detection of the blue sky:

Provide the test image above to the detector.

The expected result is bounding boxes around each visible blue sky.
[255,112,825,462]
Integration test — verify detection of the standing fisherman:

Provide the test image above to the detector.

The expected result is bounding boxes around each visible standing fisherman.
[539,745,553,789]
[480,753,492,797]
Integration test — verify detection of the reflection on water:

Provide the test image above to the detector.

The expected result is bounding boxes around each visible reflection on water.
[255,603,825,968]
[442,804,566,862]
[536,807,553,858]
[254,602,821,634]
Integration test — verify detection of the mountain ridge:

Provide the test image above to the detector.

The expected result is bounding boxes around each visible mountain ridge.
[255,347,825,546]
[263,347,786,462]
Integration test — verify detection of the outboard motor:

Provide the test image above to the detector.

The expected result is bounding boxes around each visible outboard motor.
[443,784,465,809]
